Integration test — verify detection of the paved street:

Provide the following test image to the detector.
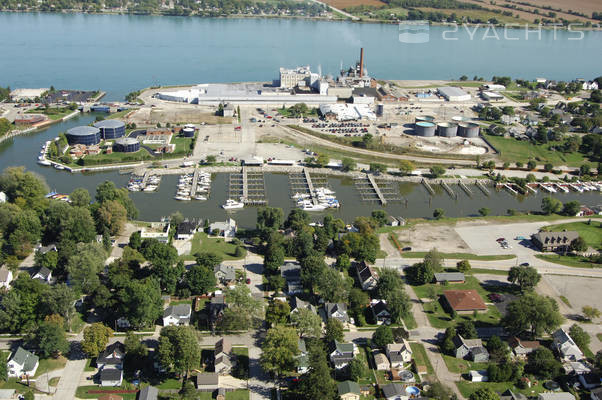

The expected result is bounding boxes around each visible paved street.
[52,358,87,400]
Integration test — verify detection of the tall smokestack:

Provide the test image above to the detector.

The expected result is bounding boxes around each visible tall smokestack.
[359,48,364,77]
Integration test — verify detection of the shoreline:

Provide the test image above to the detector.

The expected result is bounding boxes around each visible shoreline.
[1,9,600,30]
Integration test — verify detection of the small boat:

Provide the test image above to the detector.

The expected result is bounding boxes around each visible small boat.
[38,159,51,166]
[174,195,191,201]
[298,200,326,211]
[222,199,244,210]
[53,164,65,170]
[194,195,207,201]
[292,192,310,200]
[144,185,157,192]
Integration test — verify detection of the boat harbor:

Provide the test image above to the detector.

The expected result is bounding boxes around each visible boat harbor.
[127,170,162,192]
[174,170,212,201]
[354,174,403,205]
[289,169,340,211]
[228,167,267,206]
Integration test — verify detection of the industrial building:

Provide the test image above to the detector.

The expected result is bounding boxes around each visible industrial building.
[438,87,471,102]
[113,137,140,153]
[481,91,504,101]
[66,126,101,146]
[414,121,436,137]
[437,122,458,137]
[458,122,480,137]
[319,103,376,121]
[279,66,312,89]
[94,119,126,139]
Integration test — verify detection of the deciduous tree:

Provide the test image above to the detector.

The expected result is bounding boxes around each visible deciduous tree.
[81,323,113,357]
[260,326,299,376]
[291,308,322,338]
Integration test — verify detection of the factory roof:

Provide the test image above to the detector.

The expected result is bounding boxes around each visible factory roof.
[67,126,100,136]
[438,86,471,100]
[94,119,125,129]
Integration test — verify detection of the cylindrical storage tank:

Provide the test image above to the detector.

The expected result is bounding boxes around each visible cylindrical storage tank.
[182,127,195,137]
[415,115,435,123]
[437,122,458,137]
[458,122,480,138]
[66,126,101,146]
[113,137,140,153]
[414,121,436,137]
[376,104,384,117]
[94,119,126,140]
[184,124,195,129]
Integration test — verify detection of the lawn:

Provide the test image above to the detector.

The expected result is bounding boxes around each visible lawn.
[186,232,246,261]
[541,221,602,249]
[482,133,587,167]
[402,311,417,330]
[400,252,515,261]
[75,385,137,399]
[442,354,488,374]
[232,347,249,380]
[48,377,60,386]
[468,268,509,276]
[227,390,250,400]
[157,378,182,389]
[597,333,602,341]
[35,357,67,377]
[409,343,434,376]
[535,254,600,269]
[456,380,545,399]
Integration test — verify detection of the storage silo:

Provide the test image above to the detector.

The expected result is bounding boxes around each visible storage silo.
[182,127,195,137]
[437,122,458,137]
[458,122,480,138]
[414,121,436,137]
[415,115,435,123]
[113,137,140,153]
[94,119,126,140]
[66,126,101,146]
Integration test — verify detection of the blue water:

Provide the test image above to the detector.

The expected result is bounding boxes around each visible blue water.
[1,12,601,100]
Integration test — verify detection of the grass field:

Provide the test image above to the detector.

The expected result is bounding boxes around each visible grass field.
[187,232,247,261]
[482,133,587,167]
[442,354,488,374]
[323,0,385,9]
[536,254,600,269]
[401,252,515,261]
[409,343,434,376]
[402,310,417,330]
[456,380,545,399]
[35,357,67,377]
[75,385,137,399]
[541,221,602,249]
[416,7,527,24]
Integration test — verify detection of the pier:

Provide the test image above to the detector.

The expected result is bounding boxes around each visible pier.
[367,174,387,205]
[189,168,199,198]
[229,167,267,205]
[354,174,402,204]
[475,180,490,196]
[304,169,318,205]
[458,180,472,196]
[502,183,519,196]
[141,170,152,187]
[421,179,435,195]
[440,180,457,199]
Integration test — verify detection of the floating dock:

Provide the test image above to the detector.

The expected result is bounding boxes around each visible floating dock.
[475,180,490,196]
[421,179,435,195]
[458,180,472,196]
[367,174,387,205]
[228,167,267,205]
[440,180,457,199]
[354,174,402,204]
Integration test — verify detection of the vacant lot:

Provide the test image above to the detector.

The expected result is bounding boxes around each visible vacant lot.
[459,0,597,22]
[545,275,602,311]
[392,222,471,253]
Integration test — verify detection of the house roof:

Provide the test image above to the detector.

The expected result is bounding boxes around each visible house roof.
[374,352,390,366]
[454,335,484,350]
[138,386,159,400]
[552,328,583,358]
[298,339,307,354]
[97,342,125,365]
[532,231,579,246]
[209,218,236,231]
[215,354,232,368]
[509,337,539,349]
[334,340,355,354]
[579,372,601,385]
[0,265,10,282]
[100,367,122,382]
[382,383,405,398]
[290,296,316,313]
[163,304,191,319]
[370,300,389,316]
[338,380,361,395]
[538,394,576,400]
[280,262,301,280]
[434,272,465,282]
[499,389,527,400]
[10,347,39,373]
[443,290,487,311]
[33,266,51,280]
[214,264,236,281]
[215,338,231,356]
[98,395,123,400]
[196,373,219,386]
[357,262,378,283]
[176,220,198,235]
[326,303,348,320]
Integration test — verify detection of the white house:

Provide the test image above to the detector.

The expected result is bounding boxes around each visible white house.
[97,342,125,370]
[7,347,39,378]
[31,266,52,284]
[100,367,123,387]
[386,340,413,368]
[552,329,584,362]
[0,265,13,289]
[209,218,237,238]
[163,304,192,326]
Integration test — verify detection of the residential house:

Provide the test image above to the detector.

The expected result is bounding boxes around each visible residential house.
[97,342,125,370]
[209,294,227,329]
[175,220,199,240]
[0,265,13,289]
[329,341,357,369]
[325,302,349,324]
[374,352,391,371]
[453,335,490,362]
[214,265,236,285]
[381,383,405,400]
[100,367,123,386]
[509,337,539,358]
[476,327,507,339]
[337,380,361,400]
[564,361,590,375]
[499,389,527,400]
[434,272,465,284]
[591,387,602,400]
[297,339,309,373]
[386,340,412,368]
[370,300,391,324]
[281,262,302,294]
[214,338,233,374]
[289,296,317,315]
[214,355,232,375]
[209,218,237,238]
[531,231,579,252]
[31,266,52,283]
[195,373,220,391]
[582,81,599,90]
[137,386,159,400]
[7,347,39,378]
[163,304,192,326]
[538,394,576,400]
[355,262,379,290]
[469,370,488,382]
[443,290,487,313]
[552,328,584,362]
[578,373,601,390]
[501,114,520,125]
[36,243,57,255]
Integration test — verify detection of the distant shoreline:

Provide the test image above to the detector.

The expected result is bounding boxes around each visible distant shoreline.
[1,9,600,30]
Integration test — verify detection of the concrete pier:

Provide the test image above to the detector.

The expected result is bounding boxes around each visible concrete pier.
[304,168,318,205]
[367,174,387,206]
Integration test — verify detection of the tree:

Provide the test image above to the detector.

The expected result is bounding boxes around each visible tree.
[503,293,563,336]
[260,326,299,376]
[429,165,445,178]
[158,326,201,376]
[561,200,580,216]
[568,324,590,351]
[507,266,541,291]
[58,206,96,244]
[30,320,70,358]
[349,357,367,382]
[570,236,588,253]
[341,157,356,172]
[478,207,490,216]
[219,285,263,331]
[526,347,561,379]
[371,210,387,227]
[582,306,600,321]
[291,308,322,338]
[44,284,77,330]
[118,279,163,328]
[591,89,602,103]
[541,197,562,214]
[81,323,113,357]
[315,154,330,167]
[372,325,394,348]
[129,231,142,251]
[0,167,48,207]
[70,188,91,207]
[527,160,537,170]
[369,163,386,174]
[399,160,415,175]
[424,248,444,273]
[66,242,106,294]
[441,327,457,355]
[457,320,477,339]
[257,207,284,232]
[486,335,509,362]
[325,318,344,343]
[316,268,349,303]
[376,268,403,300]
[185,264,216,295]
[284,209,310,232]
[194,251,223,270]
[124,332,148,372]
[469,388,500,400]
[266,299,290,326]
[456,259,471,273]
[433,208,445,219]
[424,382,455,400]
[95,180,138,219]
[295,343,338,400]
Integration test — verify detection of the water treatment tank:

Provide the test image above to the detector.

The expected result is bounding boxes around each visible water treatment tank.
[66,126,101,146]
[182,127,195,137]
[113,137,140,153]
[437,122,458,137]
[415,115,435,123]
[414,121,436,137]
[458,122,480,138]
[94,119,126,140]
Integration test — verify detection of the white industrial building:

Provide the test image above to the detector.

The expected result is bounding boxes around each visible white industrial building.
[438,87,471,102]
[279,66,312,88]
[319,103,376,121]
[483,84,506,91]
[481,91,504,101]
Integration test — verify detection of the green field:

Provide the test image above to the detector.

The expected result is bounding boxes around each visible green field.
[536,254,600,269]
[541,221,602,249]
[442,354,488,374]
[75,385,137,399]
[409,343,434,376]
[456,380,545,399]
[400,252,515,261]
[186,232,247,261]
[35,357,67,377]
[483,133,587,167]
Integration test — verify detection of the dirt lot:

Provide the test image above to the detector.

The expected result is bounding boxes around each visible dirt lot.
[322,0,385,9]
[128,106,233,126]
[391,222,471,253]
[455,221,548,256]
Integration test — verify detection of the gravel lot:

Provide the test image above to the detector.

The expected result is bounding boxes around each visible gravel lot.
[544,274,602,311]
[454,222,549,256]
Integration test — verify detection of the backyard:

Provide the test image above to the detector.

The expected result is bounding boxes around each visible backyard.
[186,232,247,261]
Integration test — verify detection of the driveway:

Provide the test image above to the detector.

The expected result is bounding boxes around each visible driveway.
[52,358,86,399]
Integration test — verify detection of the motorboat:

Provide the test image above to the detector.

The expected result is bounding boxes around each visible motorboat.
[174,195,191,201]
[194,195,207,201]
[38,159,51,166]
[298,200,326,211]
[144,185,157,192]
[222,198,244,209]
[53,164,65,170]
[292,192,310,200]
[315,187,335,195]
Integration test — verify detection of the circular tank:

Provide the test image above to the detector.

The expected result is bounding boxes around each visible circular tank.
[66,126,101,146]
[93,119,126,140]
[414,121,436,137]
[415,115,435,123]
[182,127,195,137]
[437,122,458,137]
[458,122,480,138]
[113,137,140,153]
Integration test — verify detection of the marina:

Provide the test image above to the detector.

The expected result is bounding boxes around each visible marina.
[175,171,212,201]
[227,167,267,206]
[354,174,403,205]
[289,169,340,211]
[127,171,161,192]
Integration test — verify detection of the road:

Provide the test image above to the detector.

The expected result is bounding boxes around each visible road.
[308,0,359,20]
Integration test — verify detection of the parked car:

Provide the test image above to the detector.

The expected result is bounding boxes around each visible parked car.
[520,262,530,267]
[246,278,251,284]
[488,293,504,302]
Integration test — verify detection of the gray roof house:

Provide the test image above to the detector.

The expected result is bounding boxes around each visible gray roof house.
[281,262,302,294]
[290,296,317,314]
[7,347,39,378]
[32,266,52,283]
[214,264,236,285]
[509,337,539,357]
[297,338,309,373]
[195,373,220,391]
[325,302,349,324]
[434,272,465,284]
[453,335,489,362]
[386,340,413,368]
[97,342,125,369]
[163,304,192,326]
[537,394,576,400]
[499,389,527,400]
[329,341,357,369]
[382,383,405,400]
[370,300,391,324]
[138,386,159,400]
[356,262,378,290]
[100,367,123,387]
[552,328,584,362]
[214,338,234,374]
[0,265,13,289]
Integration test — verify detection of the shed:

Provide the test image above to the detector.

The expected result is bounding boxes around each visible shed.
[195,373,219,391]
[469,370,488,382]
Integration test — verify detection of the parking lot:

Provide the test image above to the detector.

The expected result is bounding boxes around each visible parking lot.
[545,275,602,312]
[454,222,550,256]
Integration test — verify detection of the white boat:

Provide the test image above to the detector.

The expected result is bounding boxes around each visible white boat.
[222,199,244,210]
[194,195,208,201]
[53,164,65,170]
[298,200,326,211]
[174,195,191,201]
[315,187,335,195]
[37,159,51,166]
[292,192,310,200]
[144,185,157,192]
